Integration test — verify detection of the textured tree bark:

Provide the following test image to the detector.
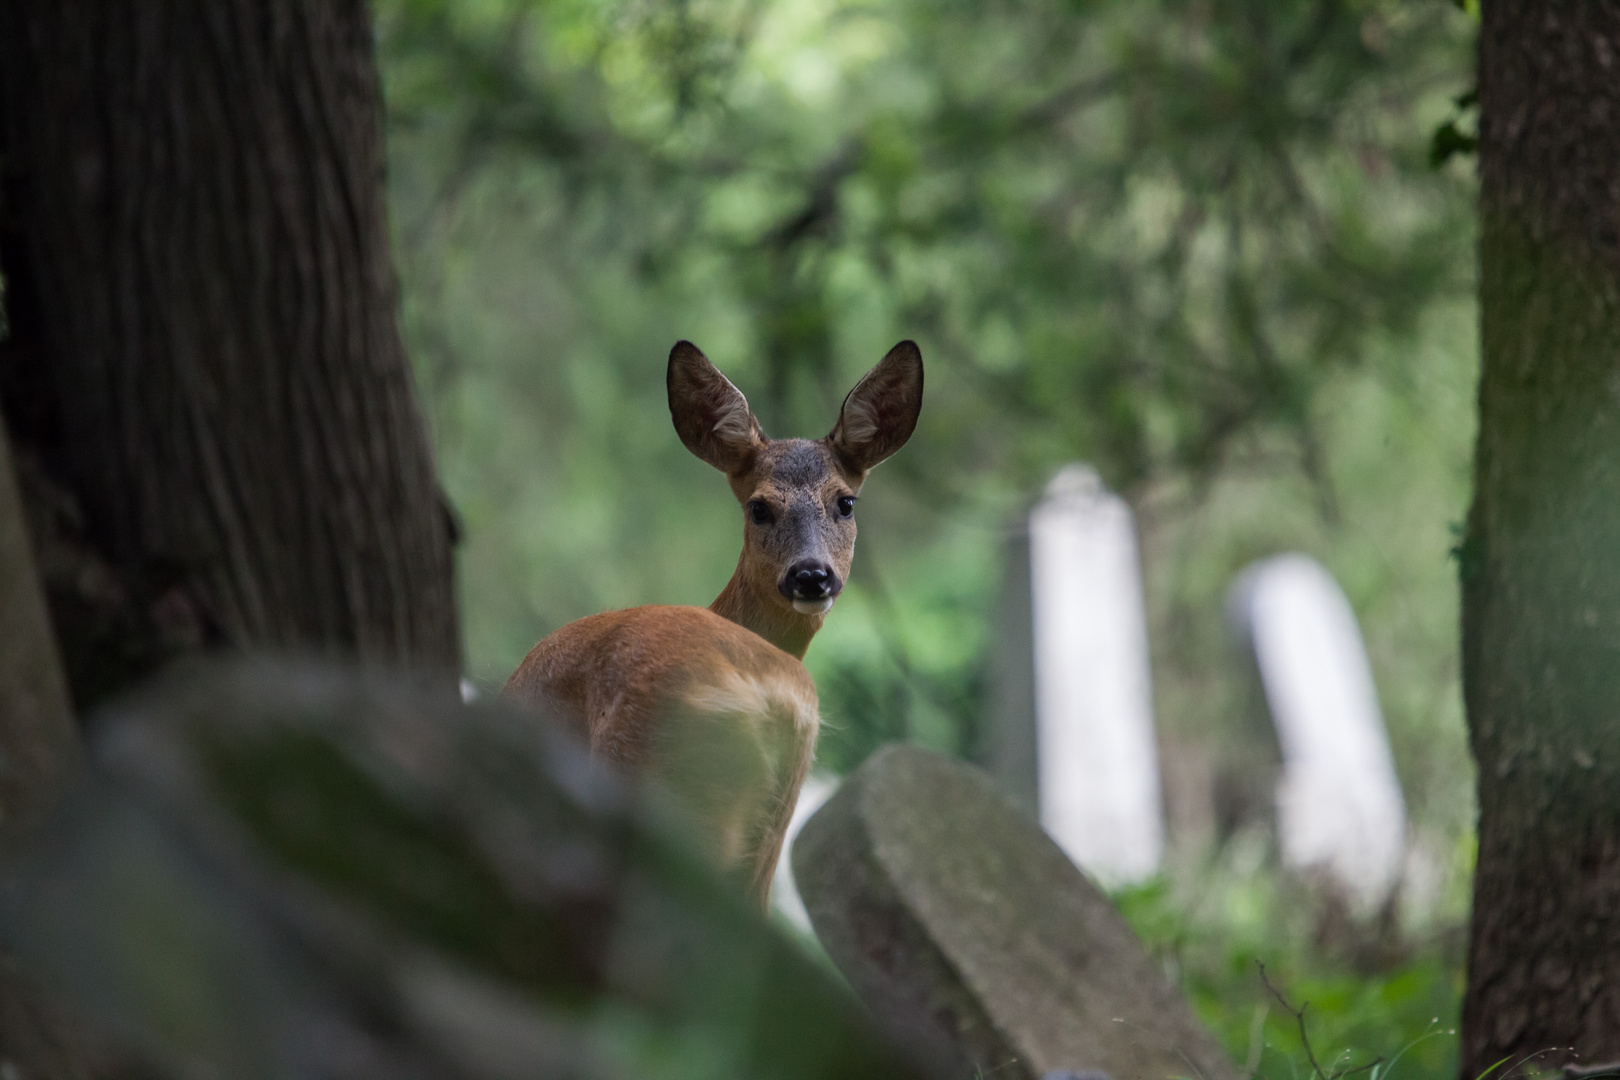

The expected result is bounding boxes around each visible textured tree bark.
[0,1,459,710]
[0,418,78,832]
[1461,5,1620,1071]
[0,413,118,1080]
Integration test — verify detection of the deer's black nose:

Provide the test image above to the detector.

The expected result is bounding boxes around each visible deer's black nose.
[780,561,839,601]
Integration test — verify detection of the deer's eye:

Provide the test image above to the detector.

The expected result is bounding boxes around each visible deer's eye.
[747,500,774,526]
[836,495,856,518]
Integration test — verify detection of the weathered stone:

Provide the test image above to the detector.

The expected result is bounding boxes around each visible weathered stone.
[793,744,1237,1080]
[0,661,944,1080]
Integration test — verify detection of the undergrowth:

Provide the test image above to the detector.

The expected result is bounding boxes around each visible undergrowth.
[1113,828,1473,1080]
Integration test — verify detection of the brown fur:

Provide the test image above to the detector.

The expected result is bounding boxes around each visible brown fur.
[504,341,922,909]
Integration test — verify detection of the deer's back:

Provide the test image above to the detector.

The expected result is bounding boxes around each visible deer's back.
[505,606,819,900]
[505,605,815,756]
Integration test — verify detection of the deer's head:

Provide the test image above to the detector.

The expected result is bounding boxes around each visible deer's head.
[668,341,923,653]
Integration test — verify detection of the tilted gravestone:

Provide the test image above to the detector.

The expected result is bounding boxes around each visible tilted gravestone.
[1229,554,1406,911]
[0,660,946,1080]
[793,744,1236,1080]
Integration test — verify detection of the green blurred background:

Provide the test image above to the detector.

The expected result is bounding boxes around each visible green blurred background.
[376,0,1479,1071]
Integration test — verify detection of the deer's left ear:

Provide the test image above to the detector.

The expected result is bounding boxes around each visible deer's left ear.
[829,340,924,476]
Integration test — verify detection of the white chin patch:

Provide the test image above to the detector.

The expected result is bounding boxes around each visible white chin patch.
[792,598,836,616]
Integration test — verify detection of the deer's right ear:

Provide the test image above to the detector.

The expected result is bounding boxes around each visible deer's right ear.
[668,341,767,474]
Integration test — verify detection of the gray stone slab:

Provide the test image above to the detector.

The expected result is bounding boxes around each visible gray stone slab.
[793,744,1237,1080]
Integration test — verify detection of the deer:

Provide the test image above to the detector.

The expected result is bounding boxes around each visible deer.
[504,339,923,910]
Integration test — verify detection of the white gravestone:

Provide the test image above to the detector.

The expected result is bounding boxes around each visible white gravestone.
[771,772,840,930]
[1230,554,1406,909]
[1028,465,1163,886]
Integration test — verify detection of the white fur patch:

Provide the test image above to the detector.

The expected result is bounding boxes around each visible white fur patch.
[683,669,820,735]
[839,397,881,446]
[709,374,755,445]
[791,598,835,616]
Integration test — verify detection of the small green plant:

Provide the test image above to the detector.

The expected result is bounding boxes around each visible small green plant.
[1258,961,1383,1080]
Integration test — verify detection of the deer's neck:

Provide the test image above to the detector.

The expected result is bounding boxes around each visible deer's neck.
[710,559,821,660]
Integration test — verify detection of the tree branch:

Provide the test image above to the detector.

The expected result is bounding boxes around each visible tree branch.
[1257,962,1382,1080]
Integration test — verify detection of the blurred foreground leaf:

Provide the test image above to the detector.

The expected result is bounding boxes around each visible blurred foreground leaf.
[0,660,945,1080]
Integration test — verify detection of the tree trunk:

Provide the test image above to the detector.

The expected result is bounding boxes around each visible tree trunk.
[1461,4,1620,1070]
[0,1,459,710]
[0,417,77,830]
[0,411,102,1080]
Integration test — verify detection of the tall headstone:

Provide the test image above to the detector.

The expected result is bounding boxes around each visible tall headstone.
[1229,554,1406,909]
[983,465,1163,886]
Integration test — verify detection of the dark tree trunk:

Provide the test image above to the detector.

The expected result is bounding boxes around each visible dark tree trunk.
[1461,4,1620,1070]
[0,419,77,830]
[0,1,459,708]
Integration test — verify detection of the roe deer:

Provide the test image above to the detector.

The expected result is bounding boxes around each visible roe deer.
[504,340,923,908]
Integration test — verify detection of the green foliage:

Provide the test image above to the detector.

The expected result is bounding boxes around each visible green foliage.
[375,0,1482,1064]
[377,0,1475,787]
[1115,828,1474,1080]
[1429,87,1478,169]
